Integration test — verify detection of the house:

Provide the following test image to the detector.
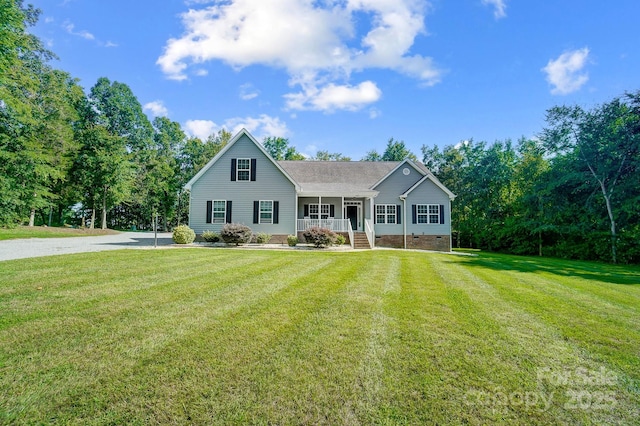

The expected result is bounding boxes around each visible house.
[184,129,456,251]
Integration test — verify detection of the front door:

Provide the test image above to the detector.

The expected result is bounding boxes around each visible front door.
[346,205,358,231]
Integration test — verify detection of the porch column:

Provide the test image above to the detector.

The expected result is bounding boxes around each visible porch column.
[295,194,299,233]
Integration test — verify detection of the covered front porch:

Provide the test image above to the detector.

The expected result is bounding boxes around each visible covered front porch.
[295,194,376,249]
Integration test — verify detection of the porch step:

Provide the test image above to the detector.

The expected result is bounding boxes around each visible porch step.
[352,232,371,249]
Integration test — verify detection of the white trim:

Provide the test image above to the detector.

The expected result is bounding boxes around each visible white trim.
[258,200,273,224]
[211,200,227,223]
[375,204,397,224]
[236,158,251,181]
[370,159,426,189]
[184,128,300,191]
[402,174,456,201]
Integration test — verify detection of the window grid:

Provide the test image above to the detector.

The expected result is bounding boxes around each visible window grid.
[376,204,396,224]
[237,158,250,181]
[417,204,440,224]
[308,204,330,220]
[212,200,226,223]
[259,200,273,224]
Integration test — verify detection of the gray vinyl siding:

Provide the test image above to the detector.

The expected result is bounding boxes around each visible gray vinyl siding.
[373,164,423,235]
[405,179,451,236]
[189,134,296,235]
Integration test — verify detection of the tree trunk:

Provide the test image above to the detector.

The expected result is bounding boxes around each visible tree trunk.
[603,193,617,264]
[29,209,35,227]
[101,189,107,230]
[90,208,95,229]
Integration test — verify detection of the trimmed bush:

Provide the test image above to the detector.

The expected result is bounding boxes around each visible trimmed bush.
[255,232,272,244]
[335,234,346,245]
[221,223,252,245]
[201,230,220,243]
[172,225,195,244]
[303,226,337,248]
[287,235,298,247]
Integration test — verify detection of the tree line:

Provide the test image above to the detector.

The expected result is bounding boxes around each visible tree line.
[1,2,638,262]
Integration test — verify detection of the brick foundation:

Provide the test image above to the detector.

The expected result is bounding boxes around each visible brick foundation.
[375,234,451,252]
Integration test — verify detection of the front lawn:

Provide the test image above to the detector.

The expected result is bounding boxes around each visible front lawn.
[0,249,638,424]
[0,226,117,241]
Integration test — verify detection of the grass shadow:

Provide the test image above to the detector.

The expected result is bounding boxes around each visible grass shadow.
[453,250,640,285]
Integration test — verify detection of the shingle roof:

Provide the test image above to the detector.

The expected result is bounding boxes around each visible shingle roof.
[278,161,401,194]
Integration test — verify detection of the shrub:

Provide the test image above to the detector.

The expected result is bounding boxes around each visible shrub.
[287,235,298,247]
[201,230,220,243]
[172,225,195,244]
[221,223,252,245]
[303,226,337,248]
[255,232,272,244]
[335,234,346,245]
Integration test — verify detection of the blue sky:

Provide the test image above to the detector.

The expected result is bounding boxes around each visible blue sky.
[30,0,639,159]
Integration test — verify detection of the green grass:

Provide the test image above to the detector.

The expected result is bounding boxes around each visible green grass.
[0,249,638,425]
[0,226,117,241]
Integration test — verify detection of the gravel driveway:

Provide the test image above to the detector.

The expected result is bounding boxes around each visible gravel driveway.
[0,232,174,262]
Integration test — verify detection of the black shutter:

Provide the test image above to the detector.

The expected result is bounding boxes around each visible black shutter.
[230,159,237,181]
[253,201,259,224]
[226,201,232,223]
[304,204,309,217]
[206,201,212,224]
[330,205,335,218]
[412,204,417,224]
[440,204,445,224]
[250,158,257,181]
[273,201,279,224]
[396,204,401,224]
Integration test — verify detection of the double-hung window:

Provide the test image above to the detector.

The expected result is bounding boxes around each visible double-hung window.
[236,158,251,181]
[212,200,227,223]
[375,204,396,224]
[416,204,440,224]
[307,203,331,220]
[259,200,273,224]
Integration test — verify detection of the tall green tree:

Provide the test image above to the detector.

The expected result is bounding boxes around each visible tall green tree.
[382,138,417,161]
[361,150,382,161]
[0,1,82,226]
[541,98,640,263]
[313,150,351,161]
[263,136,304,160]
[141,116,185,230]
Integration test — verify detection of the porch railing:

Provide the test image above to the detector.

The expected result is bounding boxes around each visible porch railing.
[364,218,374,249]
[297,218,352,232]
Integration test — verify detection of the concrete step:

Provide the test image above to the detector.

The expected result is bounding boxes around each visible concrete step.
[352,233,371,249]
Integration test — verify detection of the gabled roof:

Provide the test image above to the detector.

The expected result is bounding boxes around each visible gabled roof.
[401,174,456,200]
[184,128,299,191]
[370,159,427,189]
[278,161,399,196]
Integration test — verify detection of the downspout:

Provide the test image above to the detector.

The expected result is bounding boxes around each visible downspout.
[400,195,407,250]
[449,198,453,252]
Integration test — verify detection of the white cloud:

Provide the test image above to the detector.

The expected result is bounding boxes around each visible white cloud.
[284,81,382,112]
[184,115,290,140]
[239,83,259,100]
[223,114,290,139]
[542,48,590,95]
[143,101,169,117]
[104,41,118,48]
[157,0,441,112]
[482,0,507,19]
[184,119,218,140]
[63,21,95,40]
